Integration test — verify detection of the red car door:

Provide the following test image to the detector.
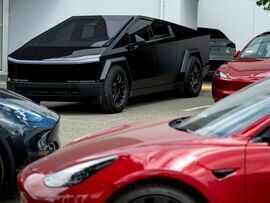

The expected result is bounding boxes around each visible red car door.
[246,127,270,203]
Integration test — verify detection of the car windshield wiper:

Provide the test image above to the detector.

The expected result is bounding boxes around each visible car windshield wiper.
[103,38,115,47]
[169,118,194,133]
[175,127,194,134]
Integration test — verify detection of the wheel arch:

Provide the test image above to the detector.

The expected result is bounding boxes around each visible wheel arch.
[0,136,16,183]
[180,49,203,73]
[100,57,132,87]
[107,176,210,203]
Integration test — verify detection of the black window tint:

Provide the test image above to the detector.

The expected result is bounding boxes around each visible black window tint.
[114,34,130,48]
[151,22,170,39]
[81,23,95,39]
[27,16,132,47]
[55,22,75,42]
[128,20,152,43]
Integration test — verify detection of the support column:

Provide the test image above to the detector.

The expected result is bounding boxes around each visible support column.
[1,0,8,80]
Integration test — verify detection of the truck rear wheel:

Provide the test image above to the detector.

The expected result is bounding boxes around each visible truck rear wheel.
[183,56,203,97]
[100,65,129,113]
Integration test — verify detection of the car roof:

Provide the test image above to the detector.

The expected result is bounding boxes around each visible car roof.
[197,27,228,39]
[70,15,194,28]
[258,32,270,37]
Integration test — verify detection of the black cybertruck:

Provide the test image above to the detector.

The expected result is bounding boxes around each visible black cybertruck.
[7,16,209,113]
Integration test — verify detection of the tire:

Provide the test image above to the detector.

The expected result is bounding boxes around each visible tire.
[0,155,4,188]
[112,184,197,203]
[100,65,130,113]
[183,56,203,97]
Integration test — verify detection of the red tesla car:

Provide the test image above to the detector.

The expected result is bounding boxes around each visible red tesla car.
[212,32,270,101]
[18,78,270,203]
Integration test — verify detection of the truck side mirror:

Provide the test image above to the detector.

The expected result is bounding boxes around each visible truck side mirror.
[134,35,146,45]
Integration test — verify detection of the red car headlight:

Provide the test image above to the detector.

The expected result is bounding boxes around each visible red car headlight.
[215,70,229,79]
[43,155,118,187]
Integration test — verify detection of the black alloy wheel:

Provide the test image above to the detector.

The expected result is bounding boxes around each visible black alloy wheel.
[101,65,129,113]
[189,63,202,91]
[112,73,126,105]
[183,56,203,97]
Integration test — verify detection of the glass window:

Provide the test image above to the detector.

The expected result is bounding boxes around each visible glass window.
[128,19,152,43]
[174,78,270,137]
[54,22,75,42]
[81,23,95,39]
[114,34,130,48]
[27,16,132,47]
[151,22,170,39]
[241,35,270,58]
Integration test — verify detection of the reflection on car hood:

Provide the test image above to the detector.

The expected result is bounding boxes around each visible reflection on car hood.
[9,46,106,61]
[221,57,270,78]
[0,89,59,120]
[29,117,244,174]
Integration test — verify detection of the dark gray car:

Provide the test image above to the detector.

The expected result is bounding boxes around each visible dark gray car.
[198,27,236,76]
[0,89,60,188]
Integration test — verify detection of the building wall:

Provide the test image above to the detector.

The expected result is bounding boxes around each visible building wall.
[9,0,198,54]
[1,0,8,77]
[198,0,270,50]
[163,0,198,29]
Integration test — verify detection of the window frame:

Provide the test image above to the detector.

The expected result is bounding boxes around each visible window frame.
[149,20,174,42]
[250,123,270,143]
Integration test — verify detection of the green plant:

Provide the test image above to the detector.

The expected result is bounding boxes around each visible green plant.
[257,0,270,11]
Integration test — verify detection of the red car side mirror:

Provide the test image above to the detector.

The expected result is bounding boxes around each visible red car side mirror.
[234,50,241,58]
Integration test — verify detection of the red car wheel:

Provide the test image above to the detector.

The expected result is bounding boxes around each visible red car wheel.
[112,184,196,203]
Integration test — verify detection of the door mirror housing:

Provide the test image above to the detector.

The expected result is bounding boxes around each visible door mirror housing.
[234,50,241,58]
[134,35,146,45]
[125,35,146,50]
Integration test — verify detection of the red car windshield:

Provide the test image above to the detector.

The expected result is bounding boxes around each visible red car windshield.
[241,35,270,58]
[26,16,132,47]
[175,78,270,137]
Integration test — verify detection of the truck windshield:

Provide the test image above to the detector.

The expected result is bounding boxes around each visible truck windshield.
[174,78,270,137]
[27,16,132,47]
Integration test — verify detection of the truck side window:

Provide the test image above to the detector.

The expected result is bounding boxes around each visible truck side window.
[128,19,152,43]
[151,22,171,40]
[114,34,130,48]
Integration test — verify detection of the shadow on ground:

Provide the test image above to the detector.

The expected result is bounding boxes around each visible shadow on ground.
[43,90,193,115]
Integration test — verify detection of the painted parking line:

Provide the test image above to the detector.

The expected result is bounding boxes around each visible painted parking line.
[183,105,211,112]
[202,83,212,91]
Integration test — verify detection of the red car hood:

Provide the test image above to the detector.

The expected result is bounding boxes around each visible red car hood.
[222,57,270,78]
[29,117,243,173]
